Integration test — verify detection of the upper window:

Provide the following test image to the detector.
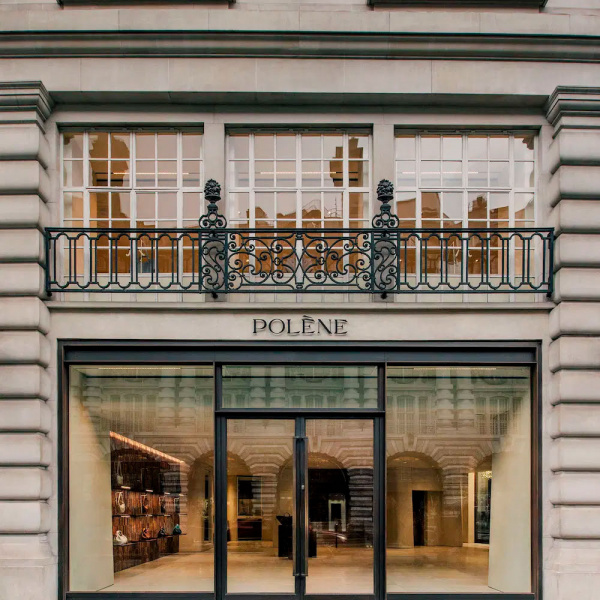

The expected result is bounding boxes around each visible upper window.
[62,131,205,230]
[394,133,536,230]
[227,131,371,229]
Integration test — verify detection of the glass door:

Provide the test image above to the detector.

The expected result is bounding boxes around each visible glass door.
[224,417,375,599]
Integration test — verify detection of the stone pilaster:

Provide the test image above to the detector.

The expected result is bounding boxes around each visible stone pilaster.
[546,87,600,599]
[0,81,55,599]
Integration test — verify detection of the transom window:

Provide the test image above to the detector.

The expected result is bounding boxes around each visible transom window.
[62,130,204,230]
[394,132,536,229]
[227,131,371,229]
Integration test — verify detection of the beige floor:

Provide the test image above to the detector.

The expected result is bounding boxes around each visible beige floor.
[105,545,491,594]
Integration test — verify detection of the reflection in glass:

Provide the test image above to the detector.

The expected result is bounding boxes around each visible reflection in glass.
[69,365,214,592]
[226,420,295,593]
[222,365,378,409]
[306,419,374,594]
[386,366,531,594]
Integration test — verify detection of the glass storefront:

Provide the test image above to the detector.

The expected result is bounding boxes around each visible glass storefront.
[65,355,534,598]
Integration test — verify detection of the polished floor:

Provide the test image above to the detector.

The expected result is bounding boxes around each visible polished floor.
[105,545,490,593]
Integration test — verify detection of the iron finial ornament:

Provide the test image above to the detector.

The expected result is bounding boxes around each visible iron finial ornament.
[372,179,399,228]
[200,179,227,229]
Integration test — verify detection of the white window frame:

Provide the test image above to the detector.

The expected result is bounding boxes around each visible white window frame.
[226,131,373,230]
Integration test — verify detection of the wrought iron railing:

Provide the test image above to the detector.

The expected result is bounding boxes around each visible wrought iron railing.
[45,180,554,296]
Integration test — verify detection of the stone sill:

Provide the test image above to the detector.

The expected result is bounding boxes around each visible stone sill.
[46,301,555,313]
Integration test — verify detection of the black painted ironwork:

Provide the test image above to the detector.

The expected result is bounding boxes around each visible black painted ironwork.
[45,179,554,296]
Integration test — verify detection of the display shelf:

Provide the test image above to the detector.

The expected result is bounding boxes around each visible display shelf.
[114,534,186,547]
[112,513,186,518]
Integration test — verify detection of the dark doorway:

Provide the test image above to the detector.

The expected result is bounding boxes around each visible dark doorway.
[412,490,426,547]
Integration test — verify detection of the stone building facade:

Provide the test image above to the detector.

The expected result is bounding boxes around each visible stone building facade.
[0,1,600,600]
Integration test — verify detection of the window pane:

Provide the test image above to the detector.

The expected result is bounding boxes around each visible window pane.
[443,192,463,224]
[276,192,296,222]
[515,193,535,221]
[395,135,416,160]
[302,161,321,187]
[182,160,201,187]
[395,193,416,227]
[230,135,249,160]
[64,161,83,187]
[90,161,109,187]
[468,193,488,222]
[350,192,367,221]
[255,134,274,160]
[324,192,343,220]
[89,132,109,159]
[301,134,321,159]
[255,161,275,187]
[136,160,156,187]
[515,135,535,160]
[396,161,416,187]
[302,192,321,221]
[63,133,84,159]
[490,193,509,221]
[90,192,109,226]
[323,135,343,162]
[468,136,487,160]
[489,162,509,187]
[157,192,177,219]
[422,192,440,221]
[230,193,249,221]
[183,192,201,220]
[157,161,177,187]
[468,161,488,187]
[275,133,296,159]
[222,365,377,409]
[276,161,296,187]
[64,192,84,220]
[157,133,177,159]
[514,162,535,188]
[256,192,275,220]
[349,160,368,188]
[442,161,462,187]
[386,366,531,594]
[111,134,130,160]
[110,160,130,188]
[136,193,156,225]
[111,192,130,221]
[182,133,203,159]
[421,162,441,187]
[442,136,462,160]
[232,161,249,187]
[489,135,509,160]
[68,365,214,593]
[136,133,155,159]
[349,135,369,160]
[421,136,441,160]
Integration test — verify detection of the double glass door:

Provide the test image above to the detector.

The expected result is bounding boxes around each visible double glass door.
[225,418,375,598]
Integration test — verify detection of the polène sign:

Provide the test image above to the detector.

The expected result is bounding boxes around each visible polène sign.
[253,315,348,336]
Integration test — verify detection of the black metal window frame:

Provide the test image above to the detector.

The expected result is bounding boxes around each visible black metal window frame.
[58,339,542,600]
[46,179,554,297]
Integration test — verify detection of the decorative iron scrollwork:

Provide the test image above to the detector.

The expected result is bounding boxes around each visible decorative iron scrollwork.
[199,179,227,229]
[45,178,554,297]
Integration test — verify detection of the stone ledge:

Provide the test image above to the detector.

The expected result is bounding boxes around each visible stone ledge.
[0,162,50,202]
[0,468,51,501]
[550,302,600,338]
[550,370,600,405]
[549,404,600,439]
[553,506,600,539]
[0,332,51,367]
[547,165,600,207]
[0,400,51,433]
[0,501,50,534]
[0,196,49,230]
[0,229,45,265]
[546,86,600,133]
[550,438,600,472]
[0,434,51,467]
[0,298,50,333]
[548,129,600,175]
[0,82,52,129]
[554,269,600,302]
[550,473,600,506]
[549,337,600,372]
[0,264,45,298]
[0,366,51,400]
[552,200,600,235]
[555,234,600,269]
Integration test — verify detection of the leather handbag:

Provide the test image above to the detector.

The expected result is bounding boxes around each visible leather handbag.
[172,524,182,535]
[141,494,150,514]
[115,461,124,487]
[114,530,128,545]
[158,527,167,538]
[116,492,126,514]
[141,527,151,540]
[160,496,167,514]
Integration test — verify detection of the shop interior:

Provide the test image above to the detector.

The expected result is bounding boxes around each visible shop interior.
[68,364,531,594]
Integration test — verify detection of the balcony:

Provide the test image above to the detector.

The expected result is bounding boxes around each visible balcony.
[45,180,554,297]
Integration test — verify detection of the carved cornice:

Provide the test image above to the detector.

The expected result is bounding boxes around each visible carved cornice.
[0,32,598,63]
[546,86,600,133]
[0,81,54,128]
